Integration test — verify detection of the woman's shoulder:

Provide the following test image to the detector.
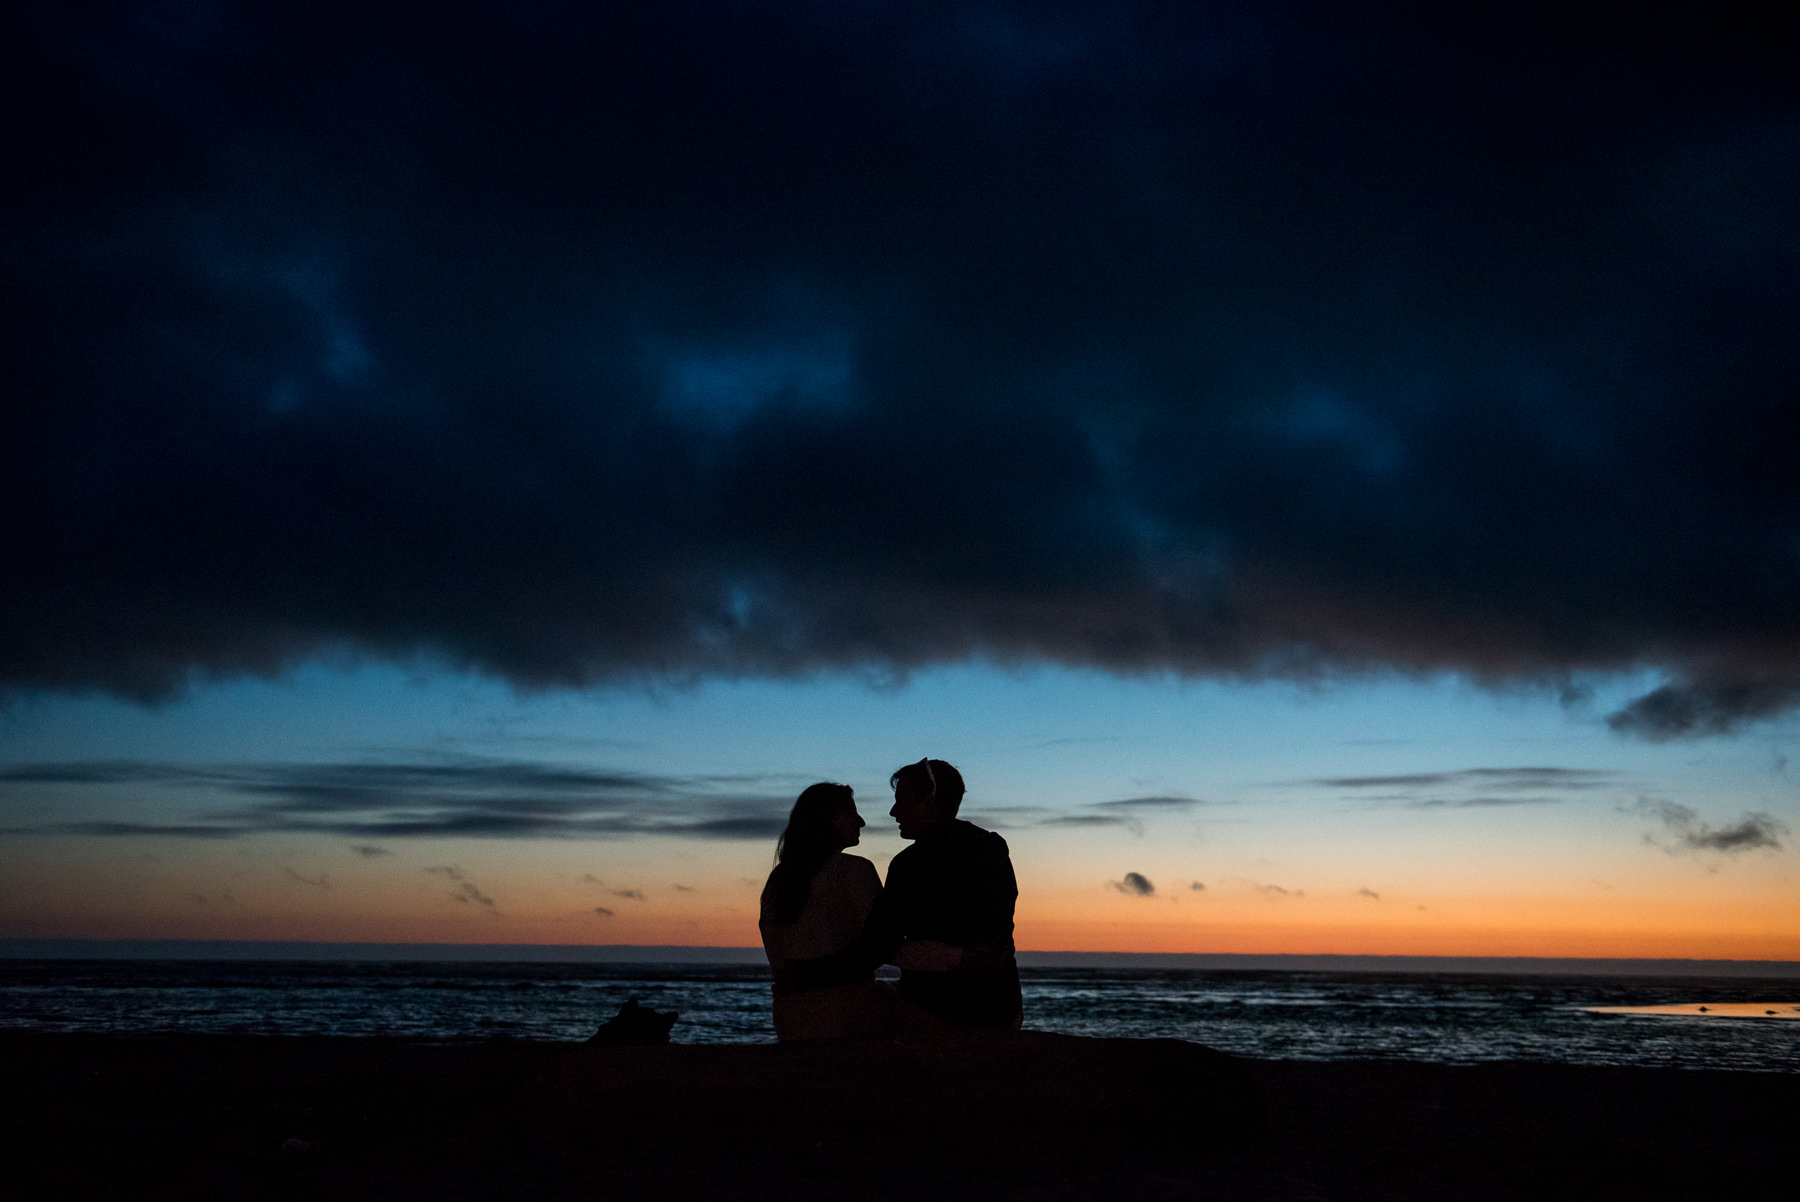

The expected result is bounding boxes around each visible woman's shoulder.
[823,851,879,878]
[817,852,882,897]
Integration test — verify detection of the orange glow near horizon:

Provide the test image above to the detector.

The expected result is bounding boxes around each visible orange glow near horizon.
[6,830,1796,962]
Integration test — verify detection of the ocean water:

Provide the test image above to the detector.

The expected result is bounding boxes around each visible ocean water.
[1,959,1795,1072]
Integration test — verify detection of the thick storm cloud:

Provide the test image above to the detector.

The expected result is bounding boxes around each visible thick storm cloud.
[5,2,1797,734]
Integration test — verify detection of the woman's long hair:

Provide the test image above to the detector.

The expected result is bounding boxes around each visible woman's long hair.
[767,782,856,926]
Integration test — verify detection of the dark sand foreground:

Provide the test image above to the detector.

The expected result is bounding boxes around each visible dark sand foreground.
[4,1030,1793,1200]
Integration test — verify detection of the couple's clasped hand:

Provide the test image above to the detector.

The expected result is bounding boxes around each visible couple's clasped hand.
[893,938,1014,973]
[893,938,961,972]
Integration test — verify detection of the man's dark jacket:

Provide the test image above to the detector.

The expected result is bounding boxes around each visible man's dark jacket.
[791,818,1022,1026]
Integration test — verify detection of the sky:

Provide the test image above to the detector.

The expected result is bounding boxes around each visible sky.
[3,1,1797,959]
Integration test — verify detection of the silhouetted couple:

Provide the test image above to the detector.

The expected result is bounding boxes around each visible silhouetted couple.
[758,759,1023,1041]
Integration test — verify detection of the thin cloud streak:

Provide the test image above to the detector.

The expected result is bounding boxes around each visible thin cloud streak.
[1315,766,1623,812]
[0,757,796,841]
[1407,796,1562,809]
[1230,878,1304,897]
[1316,769,1619,789]
[1093,796,1203,810]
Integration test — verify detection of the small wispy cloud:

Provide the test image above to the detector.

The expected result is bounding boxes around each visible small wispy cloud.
[427,865,499,914]
[612,889,646,901]
[593,906,614,917]
[351,845,392,858]
[1110,872,1155,897]
[1230,878,1303,897]
[1189,880,1206,892]
[1630,800,1788,855]
[284,867,331,891]
[1356,887,1380,900]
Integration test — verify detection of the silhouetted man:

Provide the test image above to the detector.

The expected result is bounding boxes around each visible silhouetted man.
[788,758,1023,1029]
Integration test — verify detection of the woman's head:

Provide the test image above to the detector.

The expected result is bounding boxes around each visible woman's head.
[778,781,861,856]
[769,782,860,926]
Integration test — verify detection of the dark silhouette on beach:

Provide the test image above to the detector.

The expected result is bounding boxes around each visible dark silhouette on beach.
[586,997,679,1046]
[759,782,894,1039]
[788,759,1023,1030]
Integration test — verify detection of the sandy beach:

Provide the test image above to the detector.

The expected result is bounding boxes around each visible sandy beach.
[4,1030,1793,1200]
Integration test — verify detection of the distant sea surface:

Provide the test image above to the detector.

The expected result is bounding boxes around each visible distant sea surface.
[2,959,1795,1072]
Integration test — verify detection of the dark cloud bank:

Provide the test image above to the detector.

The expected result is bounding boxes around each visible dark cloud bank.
[5,3,1797,735]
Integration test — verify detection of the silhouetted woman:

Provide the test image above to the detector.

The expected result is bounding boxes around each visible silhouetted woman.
[759,782,894,1040]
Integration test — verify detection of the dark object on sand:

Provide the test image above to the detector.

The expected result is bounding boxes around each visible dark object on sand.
[586,997,679,1046]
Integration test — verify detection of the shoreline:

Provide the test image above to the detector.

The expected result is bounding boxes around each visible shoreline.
[6,938,1800,977]
[6,1031,1795,1200]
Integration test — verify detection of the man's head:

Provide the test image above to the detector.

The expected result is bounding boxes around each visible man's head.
[888,758,965,840]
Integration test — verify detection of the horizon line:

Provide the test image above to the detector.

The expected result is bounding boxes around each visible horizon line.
[3,939,1797,977]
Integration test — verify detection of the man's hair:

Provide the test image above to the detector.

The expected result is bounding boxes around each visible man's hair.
[889,758,966,817]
